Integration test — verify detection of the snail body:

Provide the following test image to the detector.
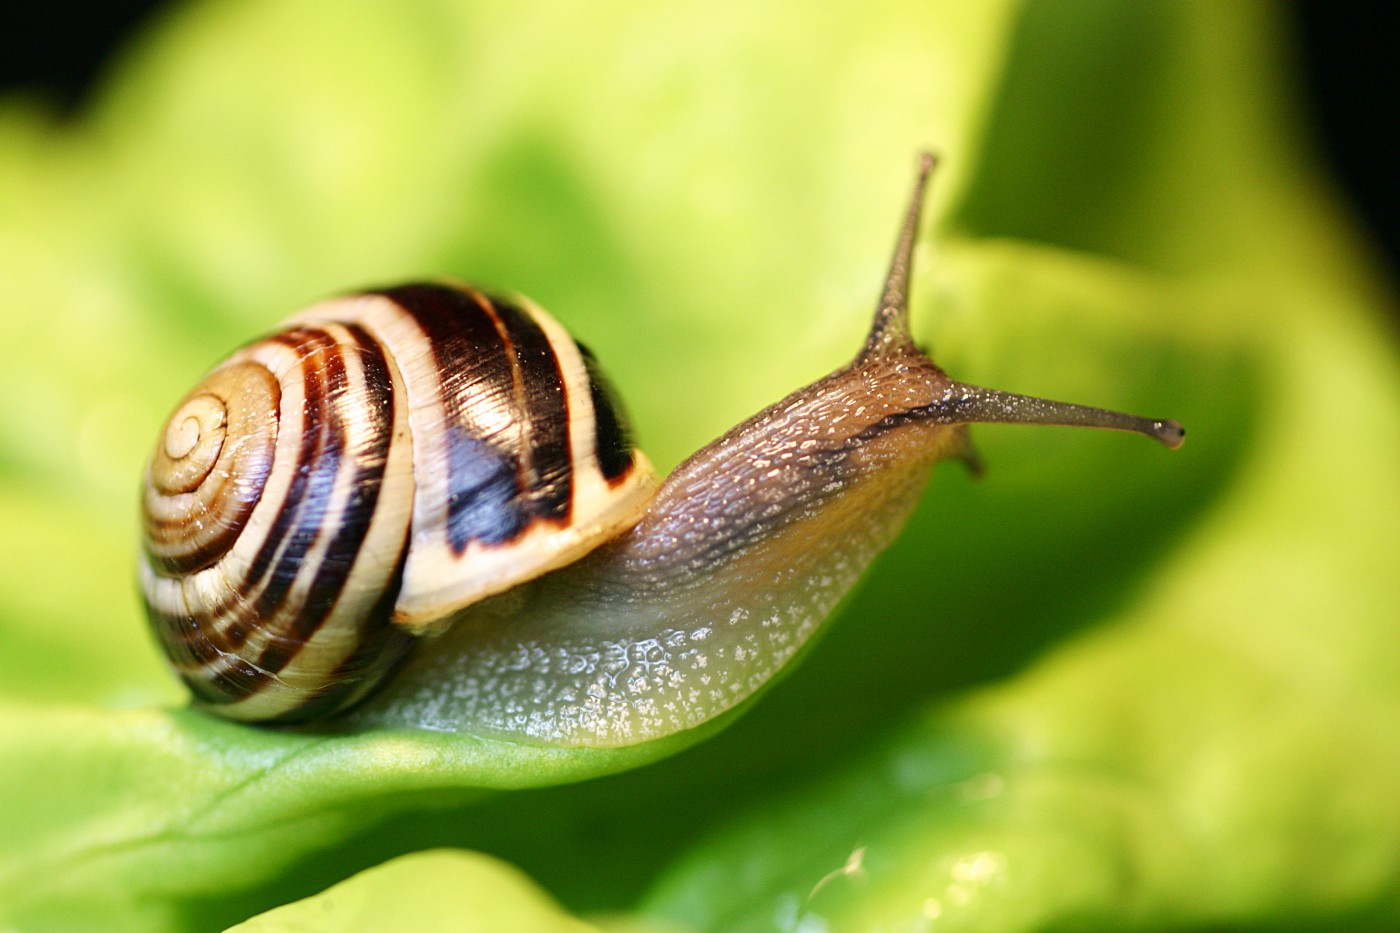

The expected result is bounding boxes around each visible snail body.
[141,155,1183,742]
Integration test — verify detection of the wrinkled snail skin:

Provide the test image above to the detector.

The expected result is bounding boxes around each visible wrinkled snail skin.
[142,153,1184,738]
[351,348,975,744]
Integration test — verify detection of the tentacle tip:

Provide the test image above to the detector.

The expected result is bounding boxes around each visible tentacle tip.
[1153,419,1186,450]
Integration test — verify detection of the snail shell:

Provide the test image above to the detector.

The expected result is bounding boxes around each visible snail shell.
[140,285,656,722]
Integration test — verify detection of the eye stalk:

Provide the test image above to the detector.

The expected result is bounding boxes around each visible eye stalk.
[863,151,937,360]
[935,383,1186,448]
[864,150,1184,451]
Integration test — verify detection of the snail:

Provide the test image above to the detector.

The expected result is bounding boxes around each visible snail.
[140,154,1183,744]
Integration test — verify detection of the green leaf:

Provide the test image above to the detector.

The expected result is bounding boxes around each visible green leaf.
[2,0,1019,925]
[225,849,600,932]
[1,0,1397,931]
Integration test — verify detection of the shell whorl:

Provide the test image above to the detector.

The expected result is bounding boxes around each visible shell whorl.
[140,284,657,723]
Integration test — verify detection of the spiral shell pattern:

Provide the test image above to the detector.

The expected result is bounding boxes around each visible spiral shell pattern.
[140,284,657,723]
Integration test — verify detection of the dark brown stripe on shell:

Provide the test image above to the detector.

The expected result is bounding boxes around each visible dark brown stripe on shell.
[194,656,267,707]
[254,325,397,676]
[244,333,349,670]
[374,284,531,552]
[486,293,573,522]
[147,602,221,675]
[577,342,637,482]
[270,543,415,723]
[144,599,267,706]
[241,328,341,598]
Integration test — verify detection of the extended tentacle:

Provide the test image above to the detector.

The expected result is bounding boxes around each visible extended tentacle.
[934,382,1186,448]
[861,151,936,360]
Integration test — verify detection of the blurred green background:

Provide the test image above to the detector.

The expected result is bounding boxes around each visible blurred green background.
[1,2,1398,931]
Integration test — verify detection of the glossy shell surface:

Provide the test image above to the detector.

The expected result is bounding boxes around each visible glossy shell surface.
[140,283,656,722]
